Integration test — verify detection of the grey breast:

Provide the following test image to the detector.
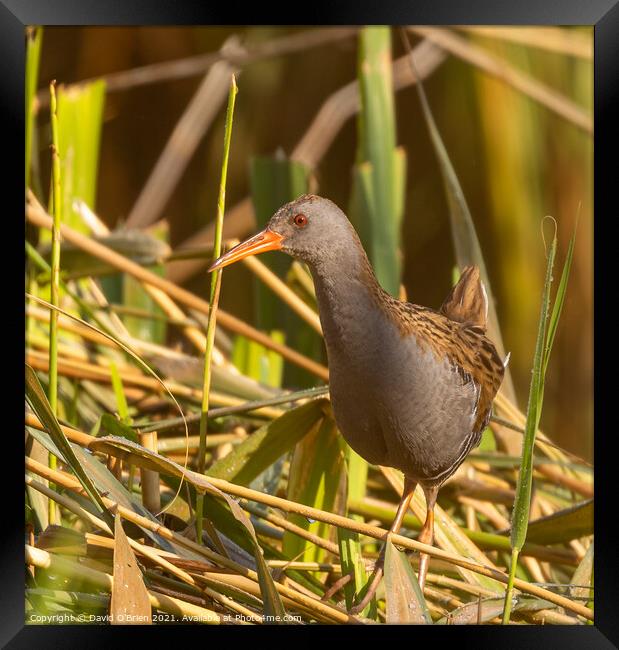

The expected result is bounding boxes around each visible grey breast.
[327,310,479,484]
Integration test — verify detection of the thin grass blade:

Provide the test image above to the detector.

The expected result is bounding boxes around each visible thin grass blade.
[196,75,238,542]
[509,228,557,551]
[109,362,130,423]
[48,80,63,523]
[503,221,560,623]
[122,222,169,345]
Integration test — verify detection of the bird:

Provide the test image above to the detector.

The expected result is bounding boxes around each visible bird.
[209,194,505,613]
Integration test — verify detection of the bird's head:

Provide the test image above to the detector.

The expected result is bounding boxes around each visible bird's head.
[208,194,356,272]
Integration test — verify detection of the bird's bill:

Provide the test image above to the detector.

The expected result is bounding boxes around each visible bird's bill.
[208,228,284,272]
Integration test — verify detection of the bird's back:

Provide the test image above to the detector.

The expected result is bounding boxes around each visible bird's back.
[326,265,505,487]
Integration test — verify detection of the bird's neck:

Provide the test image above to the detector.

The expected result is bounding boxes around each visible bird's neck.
[306,240,392,358]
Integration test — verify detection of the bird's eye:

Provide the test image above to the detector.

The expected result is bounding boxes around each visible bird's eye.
[292,213,308,228]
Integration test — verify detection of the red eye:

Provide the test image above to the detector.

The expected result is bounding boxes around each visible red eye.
[293,213,308,228]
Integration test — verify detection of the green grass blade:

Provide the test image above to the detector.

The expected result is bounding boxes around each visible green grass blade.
[510,228,557,552]
[337,527,371,615]
[587,565,594,623]
[503,222,560,623]
[569,542,593,621]
[232,332,285,388]
[231,334,249,374]
[56,78,111,302]
[99,414,138,444]
[264,331,286,387]
[357,28,397,165]
[250,155,310,327]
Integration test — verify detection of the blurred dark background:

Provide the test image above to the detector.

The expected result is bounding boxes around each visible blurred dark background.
[35,26,593,459]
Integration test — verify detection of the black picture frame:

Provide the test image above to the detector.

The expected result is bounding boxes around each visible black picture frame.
[5,1,617,646]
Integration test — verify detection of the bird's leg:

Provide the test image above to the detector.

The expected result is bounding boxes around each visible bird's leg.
[416,485,439,591]
[349,477,417,615]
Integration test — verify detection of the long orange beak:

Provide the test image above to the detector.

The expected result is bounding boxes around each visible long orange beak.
[208,227,284,272]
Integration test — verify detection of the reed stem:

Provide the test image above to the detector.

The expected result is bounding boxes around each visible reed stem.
[196,75,238,543]
[48,81,62,524]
